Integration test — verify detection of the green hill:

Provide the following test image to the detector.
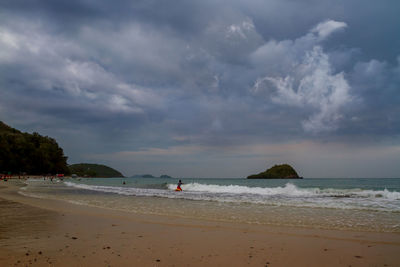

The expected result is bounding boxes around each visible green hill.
[69,163,124,178]
[0,121,20,134]
[0,121,69,174]
[247,164,301,179]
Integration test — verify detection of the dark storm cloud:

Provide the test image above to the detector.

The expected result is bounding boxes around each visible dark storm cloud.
[1,0,399,177]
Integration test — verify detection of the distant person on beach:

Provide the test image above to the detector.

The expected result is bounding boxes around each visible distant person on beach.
[177,180,183,191]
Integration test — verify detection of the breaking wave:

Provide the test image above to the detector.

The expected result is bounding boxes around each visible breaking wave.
[64,181,400,212]
[168,182,400,200]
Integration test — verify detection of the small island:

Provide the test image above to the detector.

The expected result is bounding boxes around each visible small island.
[130,174,154,178]
[69,163,124,178]
[247,164,301,179]
[130,174,173,178]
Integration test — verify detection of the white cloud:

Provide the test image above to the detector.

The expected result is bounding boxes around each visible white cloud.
[311,20,347,40]
[354,59,387,76]
[251,20,347,71]
[251,21,352,133]
[0,27,26,61]
[226,19,256,39]
[202,16,263,64]
[0,28,19,49]
[0,22,165,115]
[108,95,143,114]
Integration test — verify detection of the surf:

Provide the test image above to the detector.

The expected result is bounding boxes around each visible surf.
[62,181,400,212]
[167,182,400,200]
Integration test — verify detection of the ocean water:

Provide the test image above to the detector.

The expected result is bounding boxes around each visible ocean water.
[20,177,400,233]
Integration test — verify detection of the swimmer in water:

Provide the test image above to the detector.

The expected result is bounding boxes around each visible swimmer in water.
[177,180,183,191]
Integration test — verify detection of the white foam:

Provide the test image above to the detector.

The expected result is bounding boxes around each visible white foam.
[64,181,161,196]
[168,182,310,195]
[168,182,400,200]
[64,181,400,212]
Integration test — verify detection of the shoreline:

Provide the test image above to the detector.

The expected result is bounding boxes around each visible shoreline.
[1,180,400,266]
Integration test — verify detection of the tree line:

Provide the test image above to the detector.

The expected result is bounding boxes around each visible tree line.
[0,121,69,175]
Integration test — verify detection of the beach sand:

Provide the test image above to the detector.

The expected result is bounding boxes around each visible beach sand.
[1,180,399,267]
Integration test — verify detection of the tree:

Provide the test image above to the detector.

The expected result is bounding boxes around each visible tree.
[0,122,70,175]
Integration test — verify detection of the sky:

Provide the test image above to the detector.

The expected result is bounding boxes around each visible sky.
[1,0,399,178]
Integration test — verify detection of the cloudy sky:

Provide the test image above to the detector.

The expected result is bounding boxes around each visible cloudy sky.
[1,0,399,178]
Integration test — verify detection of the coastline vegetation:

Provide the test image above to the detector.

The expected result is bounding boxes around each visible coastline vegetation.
[0,121,69,175]
[69,163,124,178]
[0,121,125,177]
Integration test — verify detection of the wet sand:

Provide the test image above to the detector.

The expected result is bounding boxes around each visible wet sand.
[1,180,400,267]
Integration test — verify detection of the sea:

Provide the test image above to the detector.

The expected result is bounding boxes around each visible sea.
[20,177,400,233]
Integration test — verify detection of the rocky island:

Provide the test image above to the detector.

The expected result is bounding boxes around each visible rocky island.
[247,164,301,179]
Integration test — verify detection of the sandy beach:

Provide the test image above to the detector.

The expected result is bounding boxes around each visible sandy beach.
[1,179,399,267]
